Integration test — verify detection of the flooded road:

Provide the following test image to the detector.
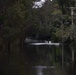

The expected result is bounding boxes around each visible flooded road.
[23,42,70,75]
[3,41,73,75]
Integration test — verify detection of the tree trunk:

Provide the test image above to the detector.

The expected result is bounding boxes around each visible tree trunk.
[19,37,24,51]
[7,39,11,63]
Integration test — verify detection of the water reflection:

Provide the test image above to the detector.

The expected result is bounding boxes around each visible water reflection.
[32,66,55,75]
[24,41,59,75]
[24,40,72,75]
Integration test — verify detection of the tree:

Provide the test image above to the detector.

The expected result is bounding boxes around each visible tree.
[0,0,35,75]
[57,0,76,14]
[27,1,62,40]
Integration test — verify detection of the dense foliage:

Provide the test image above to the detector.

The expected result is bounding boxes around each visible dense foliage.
[0,0,76,75]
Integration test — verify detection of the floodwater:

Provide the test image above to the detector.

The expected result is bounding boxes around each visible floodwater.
[23,42,71,75]
[3,41,74,75]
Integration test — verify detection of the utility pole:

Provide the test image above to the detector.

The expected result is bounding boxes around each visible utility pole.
[69,6,76,66]
[70,8,74,75]
[70,7,75,63]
